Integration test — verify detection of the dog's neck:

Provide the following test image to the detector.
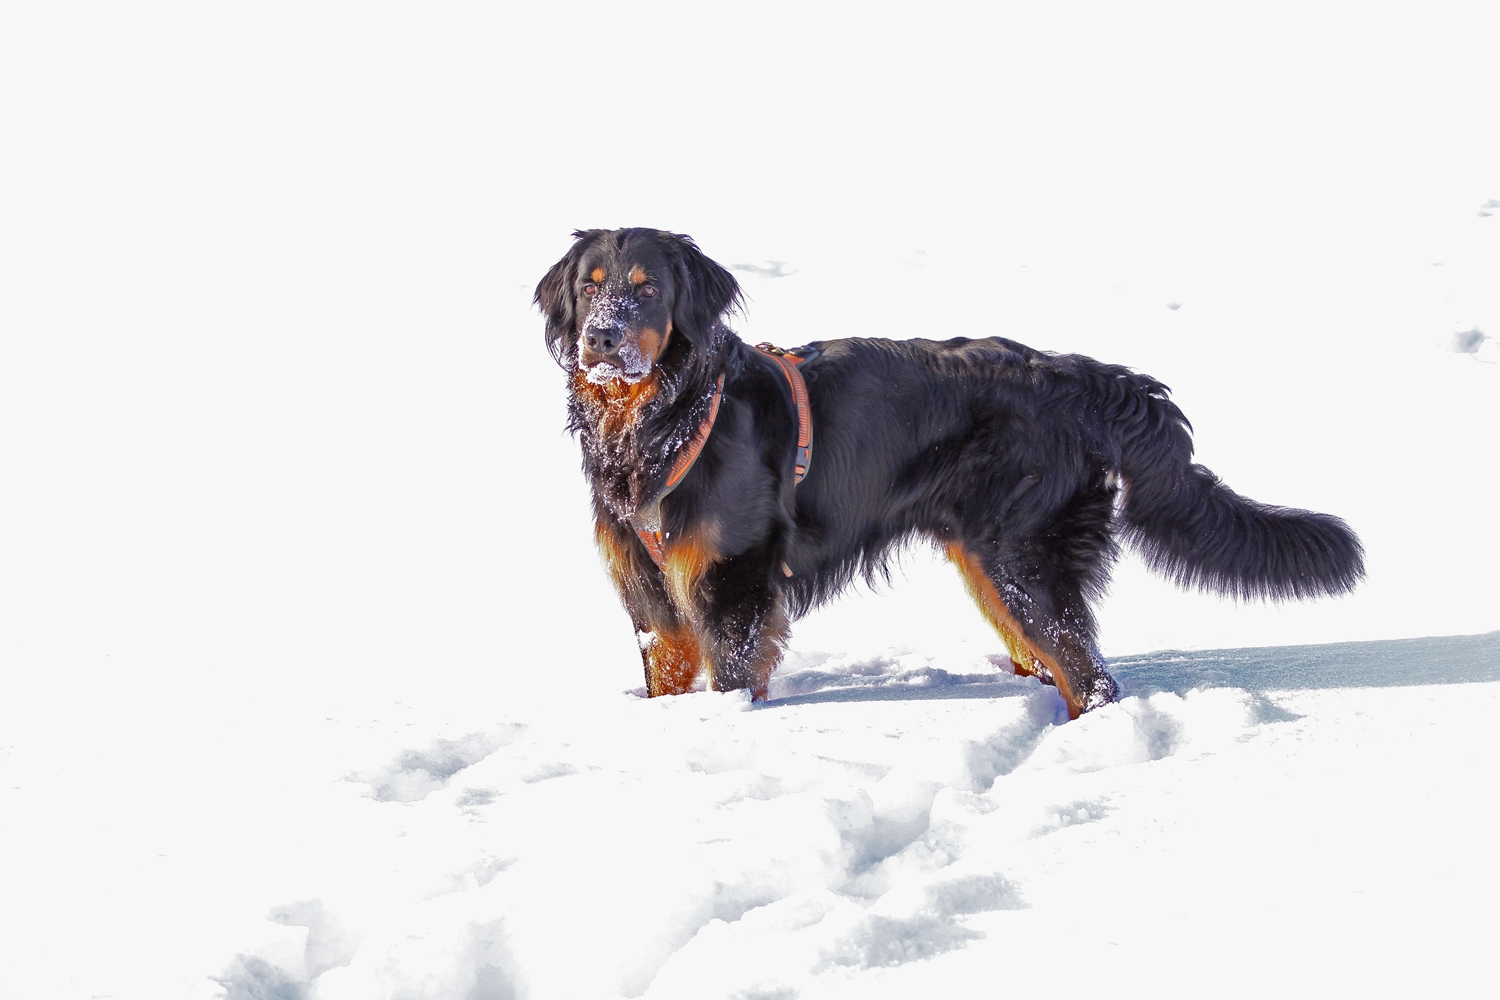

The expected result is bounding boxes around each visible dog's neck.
[567,339,729,524]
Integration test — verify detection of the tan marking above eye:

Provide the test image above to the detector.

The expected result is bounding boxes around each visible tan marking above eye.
[629,266,648,285]
[591,267,606,283]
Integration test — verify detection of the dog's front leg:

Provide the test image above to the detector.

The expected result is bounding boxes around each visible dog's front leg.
[624,583,706,697]
[595,518,707,696]
[693,551,789,701]
[638,623,704,696]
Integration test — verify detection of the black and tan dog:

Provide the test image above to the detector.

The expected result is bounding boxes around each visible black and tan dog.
[536,228,1363,717]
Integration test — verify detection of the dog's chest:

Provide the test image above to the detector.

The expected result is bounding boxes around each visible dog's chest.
[571,370,660,441]
[570,371,673,518]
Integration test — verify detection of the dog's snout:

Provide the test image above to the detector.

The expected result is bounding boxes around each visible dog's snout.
[585,327,620,356]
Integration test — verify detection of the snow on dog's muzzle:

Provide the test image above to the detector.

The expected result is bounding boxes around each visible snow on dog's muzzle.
[580,293,652,384]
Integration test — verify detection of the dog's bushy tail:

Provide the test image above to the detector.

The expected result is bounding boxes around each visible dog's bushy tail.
[1113,378,1364,601]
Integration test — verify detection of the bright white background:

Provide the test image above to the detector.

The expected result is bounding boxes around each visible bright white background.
[1,3,1496,997]
[4,3,1496,695]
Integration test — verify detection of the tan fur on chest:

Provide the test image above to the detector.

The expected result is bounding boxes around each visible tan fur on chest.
[594,520,637,593]
[571,370,660,440]
[595,517,721,615]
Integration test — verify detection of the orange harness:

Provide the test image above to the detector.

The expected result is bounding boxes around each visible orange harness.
[754,343,814,484]
[632,344,814,570]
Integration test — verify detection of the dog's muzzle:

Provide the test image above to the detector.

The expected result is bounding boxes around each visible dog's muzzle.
[579,321,631,380]
[579,297,651,384]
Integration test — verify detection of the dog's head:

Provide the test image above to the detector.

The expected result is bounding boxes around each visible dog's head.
[536,229,743,383]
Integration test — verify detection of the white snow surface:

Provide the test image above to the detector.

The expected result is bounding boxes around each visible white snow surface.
[221,643,1500,1000]
[9,638,1496,1000]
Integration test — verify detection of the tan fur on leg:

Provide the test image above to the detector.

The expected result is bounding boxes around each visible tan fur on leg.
[947,543,1084,719]
[644,626,703,696]
[662,524,722,612]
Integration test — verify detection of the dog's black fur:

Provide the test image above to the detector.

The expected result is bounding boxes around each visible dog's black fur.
[537,228,1364,716]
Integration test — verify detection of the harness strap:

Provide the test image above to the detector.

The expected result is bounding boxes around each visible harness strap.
[660,373,725,496]
[636,526,667,570]
[633,374,723,569]
[754,343,814,483]
[633,344,815,572]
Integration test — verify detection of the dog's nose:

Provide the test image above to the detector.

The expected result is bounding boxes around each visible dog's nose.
[585,327,620,356]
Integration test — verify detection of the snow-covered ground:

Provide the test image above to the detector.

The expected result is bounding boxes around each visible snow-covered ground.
[5,636,1497,998]
[3,4,1499,999]
[219,637,1500,1000]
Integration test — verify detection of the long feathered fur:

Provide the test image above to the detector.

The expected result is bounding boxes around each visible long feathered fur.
[1113,383,1364,601]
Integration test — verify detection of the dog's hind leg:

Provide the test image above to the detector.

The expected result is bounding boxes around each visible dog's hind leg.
[946,543,1118,719]
[945,560,1044,681]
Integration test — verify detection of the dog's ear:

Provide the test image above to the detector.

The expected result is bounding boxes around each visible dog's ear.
[661,231,743,353]
[536,230,607,366]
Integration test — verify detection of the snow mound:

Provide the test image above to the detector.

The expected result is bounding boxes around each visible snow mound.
[348,726,525,803]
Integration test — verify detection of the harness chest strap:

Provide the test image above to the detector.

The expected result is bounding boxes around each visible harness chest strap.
[633,374,723,569]
[633,346,814,570]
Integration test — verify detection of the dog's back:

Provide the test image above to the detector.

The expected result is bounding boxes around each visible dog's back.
[791,334,1361,601]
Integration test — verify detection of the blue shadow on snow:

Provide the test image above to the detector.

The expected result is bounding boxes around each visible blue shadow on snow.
[766,631,1500,706]
[1109,630,1500,699]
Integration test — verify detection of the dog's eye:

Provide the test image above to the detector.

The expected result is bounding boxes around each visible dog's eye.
[583,283,598,296]
[639,285,657,298]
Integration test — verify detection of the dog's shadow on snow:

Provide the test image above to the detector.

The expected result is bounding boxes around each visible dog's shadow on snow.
[1103,630,1499,698]
[762,653,1049,708]
[766,631,1500,707]
[767,678,1043,708]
